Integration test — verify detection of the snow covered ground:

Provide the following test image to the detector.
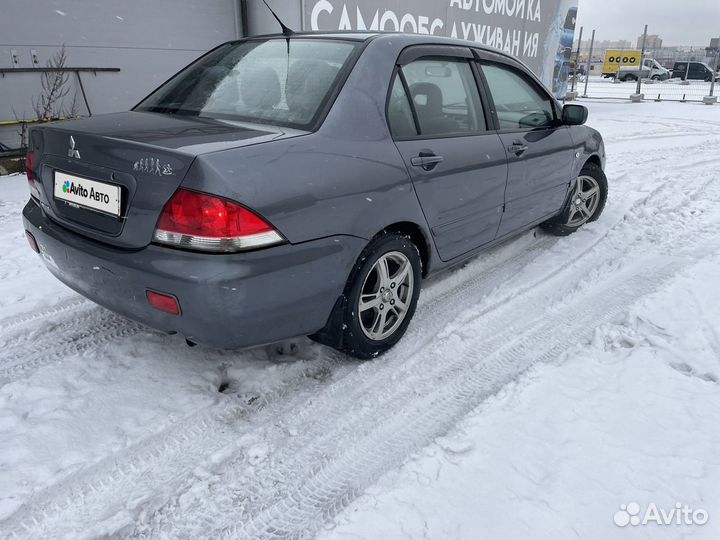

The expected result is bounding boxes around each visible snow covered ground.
[1,100,719,539]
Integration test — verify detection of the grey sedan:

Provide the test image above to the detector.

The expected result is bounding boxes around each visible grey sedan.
[22,32,607,359]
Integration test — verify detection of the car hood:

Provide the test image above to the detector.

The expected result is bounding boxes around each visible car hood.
[45,111,307,156]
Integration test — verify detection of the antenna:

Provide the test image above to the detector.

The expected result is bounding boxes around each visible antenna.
[261,0,294,37]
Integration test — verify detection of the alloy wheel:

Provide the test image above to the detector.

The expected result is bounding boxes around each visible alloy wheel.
[566,175,601,227]
[358,251,414,341]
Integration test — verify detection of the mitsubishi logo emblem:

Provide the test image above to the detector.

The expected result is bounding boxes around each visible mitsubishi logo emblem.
[68,136,80,159]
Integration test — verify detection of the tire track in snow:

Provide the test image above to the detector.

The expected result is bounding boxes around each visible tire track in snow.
[0,307,143,385]
[0,358,345,540]
[0,296,88,333]
[228,262,683,540]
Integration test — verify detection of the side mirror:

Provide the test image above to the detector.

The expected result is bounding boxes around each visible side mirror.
[562,104,588,125]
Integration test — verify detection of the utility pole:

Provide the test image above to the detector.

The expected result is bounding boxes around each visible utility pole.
[705,40,719,104]
[630,24,647,102]
[582,29,595,98]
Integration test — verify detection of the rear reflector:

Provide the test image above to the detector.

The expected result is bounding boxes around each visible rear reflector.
[25,151,40,199]
[25,231,39,253]
[146,290,181,316]
[153,189,284,253]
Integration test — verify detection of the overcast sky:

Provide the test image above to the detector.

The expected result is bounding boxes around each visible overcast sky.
[575,0,720,46]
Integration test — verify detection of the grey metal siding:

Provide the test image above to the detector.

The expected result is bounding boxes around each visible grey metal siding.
[1,0,242,148]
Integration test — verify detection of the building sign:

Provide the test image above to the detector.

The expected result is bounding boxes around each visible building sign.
[303,0,579,97]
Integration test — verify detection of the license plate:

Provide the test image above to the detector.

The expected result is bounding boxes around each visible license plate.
[53,171,121,217]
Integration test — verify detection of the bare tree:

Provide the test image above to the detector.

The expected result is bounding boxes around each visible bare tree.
[10,45,80,151]
[11,107,28,150]
[32,45,73,121]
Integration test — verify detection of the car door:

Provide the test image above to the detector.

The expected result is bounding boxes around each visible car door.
[673,62,687,79]
[389,46,509,262]
[689,63,709,80]
[477,58,575,238]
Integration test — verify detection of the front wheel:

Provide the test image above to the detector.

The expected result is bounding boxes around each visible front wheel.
[541,163,608,236]
[330,233,422,359]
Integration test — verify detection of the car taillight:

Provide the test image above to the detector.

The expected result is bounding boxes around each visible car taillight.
[25,151,40,199]
[153,189,285,252]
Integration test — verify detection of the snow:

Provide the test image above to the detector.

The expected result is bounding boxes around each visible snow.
[1,100,720,539]
[324,263,720,539]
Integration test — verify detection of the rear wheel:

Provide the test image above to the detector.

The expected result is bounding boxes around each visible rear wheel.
[315,233,422,359]
[541,162,608,236]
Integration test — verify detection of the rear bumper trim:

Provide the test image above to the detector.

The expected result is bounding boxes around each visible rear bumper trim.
[23,200,364,349]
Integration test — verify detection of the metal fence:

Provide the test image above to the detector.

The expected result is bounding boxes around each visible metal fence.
[574,75,715,102]
[567,28,719,104]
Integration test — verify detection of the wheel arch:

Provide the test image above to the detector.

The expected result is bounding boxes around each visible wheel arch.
[309,221,429,351]
[374,221,431,278]
[584,154,602,169]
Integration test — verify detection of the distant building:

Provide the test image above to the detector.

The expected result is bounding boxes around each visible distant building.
[600,39,633,50]
[574,39,632,52]
[638,34,663,50]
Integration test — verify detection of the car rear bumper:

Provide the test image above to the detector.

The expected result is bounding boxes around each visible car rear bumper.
[23,200,365,349]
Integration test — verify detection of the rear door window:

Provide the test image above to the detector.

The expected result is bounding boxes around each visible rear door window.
[390,58,486,138]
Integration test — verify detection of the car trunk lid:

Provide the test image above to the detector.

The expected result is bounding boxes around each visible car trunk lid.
[31,112,297,249]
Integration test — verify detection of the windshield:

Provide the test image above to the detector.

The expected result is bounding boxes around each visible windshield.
[135,39,358,130]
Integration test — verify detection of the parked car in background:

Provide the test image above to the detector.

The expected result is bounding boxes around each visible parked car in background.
[568,63,586,77]
[617,58,670,81]
[671,61,719,81]
[23,32,607,359]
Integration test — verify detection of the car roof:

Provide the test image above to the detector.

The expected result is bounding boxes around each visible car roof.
[245,31,517,62]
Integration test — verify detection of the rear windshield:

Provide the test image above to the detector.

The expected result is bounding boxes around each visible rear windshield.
[135,39,358,130]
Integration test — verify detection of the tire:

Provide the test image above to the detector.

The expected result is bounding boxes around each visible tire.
[652,75,661,81]
[623,74,637,82]
[541,162,608,237]
[313,232,422,360]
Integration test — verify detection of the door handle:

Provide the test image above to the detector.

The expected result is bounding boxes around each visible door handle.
[411,152,444,171]
[508,141,529,156]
